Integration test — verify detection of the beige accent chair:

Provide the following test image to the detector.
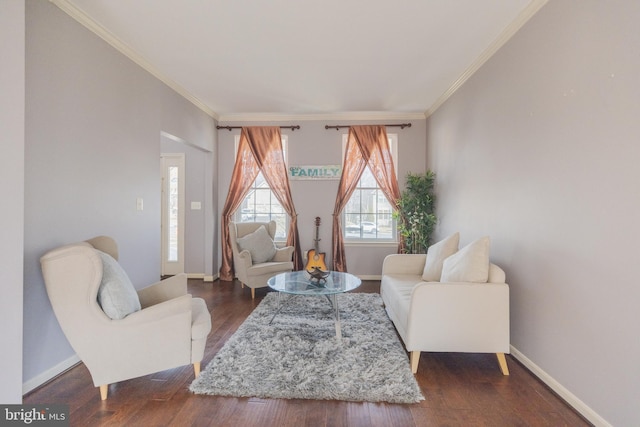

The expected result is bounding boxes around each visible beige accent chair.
[40,236,211,400]
[229,221,294,299]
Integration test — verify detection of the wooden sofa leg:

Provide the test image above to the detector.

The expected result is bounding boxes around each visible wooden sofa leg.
[496,353,510,375]
[194,362,201,378]
[99,384,108,400]
[251,288,255,299]
[410,351,420,374]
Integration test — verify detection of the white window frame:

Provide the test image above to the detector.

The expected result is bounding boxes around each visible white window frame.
[233,135,288,241]
[341,133,398,244]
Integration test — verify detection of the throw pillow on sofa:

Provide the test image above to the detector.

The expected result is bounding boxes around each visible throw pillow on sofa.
[441,236,490,283]
[422,232,460,281]
[236,225,277,264]
[97,250,141,319]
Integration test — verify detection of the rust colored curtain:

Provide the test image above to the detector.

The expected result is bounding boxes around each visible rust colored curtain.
[220,127,302,281]
[332,125,402,272]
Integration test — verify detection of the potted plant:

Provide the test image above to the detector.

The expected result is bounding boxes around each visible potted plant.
[393,171,437,254]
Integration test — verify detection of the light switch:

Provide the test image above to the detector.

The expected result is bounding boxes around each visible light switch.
[191,201,202,210]
[136,197,144,211]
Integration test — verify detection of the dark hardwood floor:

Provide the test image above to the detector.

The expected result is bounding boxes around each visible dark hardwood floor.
[24,279,591,426]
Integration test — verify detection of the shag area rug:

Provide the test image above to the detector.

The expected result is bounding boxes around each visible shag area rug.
[189,292,424,404]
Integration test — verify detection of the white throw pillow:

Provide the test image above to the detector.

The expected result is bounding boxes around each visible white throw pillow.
[236,225,277,264]
[421,232,460,281]
[97,250,141,319]
[440,236,490,283]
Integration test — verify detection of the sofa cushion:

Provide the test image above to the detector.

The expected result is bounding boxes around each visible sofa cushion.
[422,232,460,281]
[97,250,141,319]
[236,225,277,264]
[441,236,490,283]
[380,274,417,334]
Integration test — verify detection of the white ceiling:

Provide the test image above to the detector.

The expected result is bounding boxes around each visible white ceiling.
[53,0,547,121]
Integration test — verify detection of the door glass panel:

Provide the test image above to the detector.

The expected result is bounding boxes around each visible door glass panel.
[168,166,179,262]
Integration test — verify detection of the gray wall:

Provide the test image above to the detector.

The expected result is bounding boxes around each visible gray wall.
[23,0,215,390]
[0,0,25,404]
[217,119,427,277]
[426,1,639,425]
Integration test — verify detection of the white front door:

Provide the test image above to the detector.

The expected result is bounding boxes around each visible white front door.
[161,153,185,276]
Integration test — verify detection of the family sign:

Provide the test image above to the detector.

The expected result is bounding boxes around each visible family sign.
[288,165,342,180]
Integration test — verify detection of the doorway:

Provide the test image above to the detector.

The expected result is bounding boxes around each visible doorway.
[161,153,185,276]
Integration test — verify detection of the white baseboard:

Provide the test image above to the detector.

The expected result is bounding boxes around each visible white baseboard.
[510,345,611,427]
[357,275,381,281]
[23,354,81,395]
[187,273,217,282]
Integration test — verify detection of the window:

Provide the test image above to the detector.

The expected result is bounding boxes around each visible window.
[233,135,288,241]
[342,134,398,242]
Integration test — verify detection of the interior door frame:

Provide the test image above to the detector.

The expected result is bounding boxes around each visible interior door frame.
[161,153,185,276]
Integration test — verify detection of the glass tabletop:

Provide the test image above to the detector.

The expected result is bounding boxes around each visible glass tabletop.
[267,270,361,295]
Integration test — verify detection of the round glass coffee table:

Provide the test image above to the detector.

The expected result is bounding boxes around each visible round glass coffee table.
[267,270,361,339]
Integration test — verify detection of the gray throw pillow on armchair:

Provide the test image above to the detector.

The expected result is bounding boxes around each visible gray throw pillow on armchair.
[96,250,141,319]
[236,225,277,264]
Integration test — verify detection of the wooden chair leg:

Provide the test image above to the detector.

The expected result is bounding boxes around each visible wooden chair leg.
[251,288,255,299]
[496,353,510,375]
[410,351,420,374]
[99,384,108,400]
[194,362,201,377]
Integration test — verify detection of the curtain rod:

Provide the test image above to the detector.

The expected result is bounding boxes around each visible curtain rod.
[216,125,301,131]
[324,123,412,130]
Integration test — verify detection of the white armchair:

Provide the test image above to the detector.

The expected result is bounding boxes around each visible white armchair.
[229,221,294,299]
[40,236,211,400]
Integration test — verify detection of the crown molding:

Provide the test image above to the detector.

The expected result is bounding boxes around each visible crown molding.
[51,0,546,123]
[217,111,427,123]
[425,0,549,118]
[50,0,219,120]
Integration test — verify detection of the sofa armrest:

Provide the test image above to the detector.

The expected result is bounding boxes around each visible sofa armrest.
[405,281,510,353]
[119,293,192,326]
[273,246,294,262]
[88,294,194,386]
[382,254,426,276]
[137,273,187,308]
[488,263,506,283]
[236,249,253,267]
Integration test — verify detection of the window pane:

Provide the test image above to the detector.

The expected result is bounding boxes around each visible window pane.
[272,214,287,240]
[344,214,362,238]
[233,137,289,241]
[359,168,377,188]
[254,172,267,188]
[344,189,361,214]
[341,134,398,242]
[254,189,271,219]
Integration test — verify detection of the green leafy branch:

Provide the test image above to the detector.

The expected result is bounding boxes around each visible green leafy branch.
[393,171,437,254]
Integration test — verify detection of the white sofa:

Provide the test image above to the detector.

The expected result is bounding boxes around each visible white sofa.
[380,234,510,375]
